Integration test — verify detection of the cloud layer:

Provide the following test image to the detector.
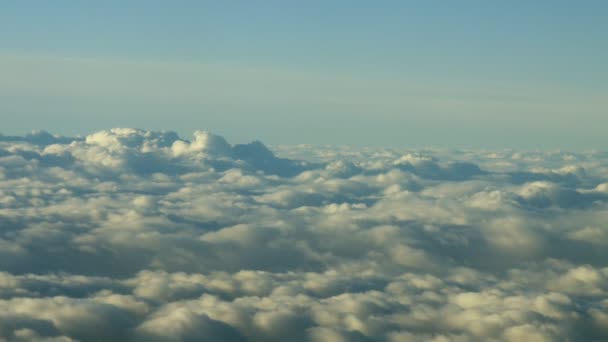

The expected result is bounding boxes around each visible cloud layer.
[1,128,608,341]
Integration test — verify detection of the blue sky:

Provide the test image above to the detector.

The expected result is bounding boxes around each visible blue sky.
[1,1,606,148]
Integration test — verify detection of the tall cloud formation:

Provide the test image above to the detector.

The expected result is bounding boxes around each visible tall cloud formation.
[1,128,608,341]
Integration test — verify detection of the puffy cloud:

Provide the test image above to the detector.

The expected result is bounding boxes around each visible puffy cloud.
[0,128,607,341]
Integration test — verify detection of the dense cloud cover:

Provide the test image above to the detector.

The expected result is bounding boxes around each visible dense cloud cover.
[1,128,608,341]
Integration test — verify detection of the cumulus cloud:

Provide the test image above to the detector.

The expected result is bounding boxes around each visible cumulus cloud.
[0,128,607,341]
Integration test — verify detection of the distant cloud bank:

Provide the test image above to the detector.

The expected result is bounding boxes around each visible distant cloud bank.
[1,128,608,341]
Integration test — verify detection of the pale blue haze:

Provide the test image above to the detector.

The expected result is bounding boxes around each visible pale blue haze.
[1,1,606,148]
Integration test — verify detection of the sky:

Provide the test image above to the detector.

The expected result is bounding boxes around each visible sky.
[1,1,606,149]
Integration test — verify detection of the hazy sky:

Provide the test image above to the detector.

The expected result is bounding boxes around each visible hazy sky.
[1,1,606,148]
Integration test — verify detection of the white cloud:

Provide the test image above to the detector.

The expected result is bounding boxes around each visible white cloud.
[0,128,607,341]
